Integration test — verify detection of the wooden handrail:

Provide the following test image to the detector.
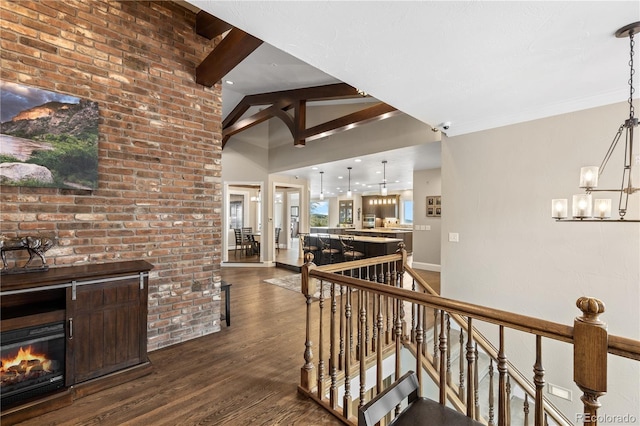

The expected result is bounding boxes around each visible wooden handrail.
[299,250,640,426]
[309,268,575,343]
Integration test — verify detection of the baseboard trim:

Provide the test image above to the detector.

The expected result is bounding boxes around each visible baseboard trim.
[411,262,441,272]
[222,261,274,268]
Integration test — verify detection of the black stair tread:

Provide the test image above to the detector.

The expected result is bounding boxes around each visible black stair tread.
[389,398,483,426]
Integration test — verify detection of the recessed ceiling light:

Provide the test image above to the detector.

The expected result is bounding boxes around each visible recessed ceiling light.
[338,176,343,179]
[354,159,362,162]
[312,166,318,170]
[225,80,234,85]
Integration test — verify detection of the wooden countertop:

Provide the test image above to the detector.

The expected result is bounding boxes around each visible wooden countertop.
[346,228,413,234]
[1,260,154,294]
[309,233,402,243]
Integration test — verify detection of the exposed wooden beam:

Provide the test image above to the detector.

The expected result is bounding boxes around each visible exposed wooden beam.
[294,100,306,147]
[222,100,293,147]
[222,83,362,129]
[195,11,232,39]
[196,28,263,87]
[243,83,360,106]
[301,102,401,142]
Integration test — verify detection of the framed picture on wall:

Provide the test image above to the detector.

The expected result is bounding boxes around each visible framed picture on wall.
[426,196,441,217]
[0,82,99,190]
[291,206,299,217]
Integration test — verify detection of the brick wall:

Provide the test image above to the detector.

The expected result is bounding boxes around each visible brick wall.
[0,0,223,351]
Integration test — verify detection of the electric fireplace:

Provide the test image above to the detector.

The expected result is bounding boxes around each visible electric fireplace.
[1,322,65,407]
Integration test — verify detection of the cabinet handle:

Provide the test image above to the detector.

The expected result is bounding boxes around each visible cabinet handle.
[69,317,73,339]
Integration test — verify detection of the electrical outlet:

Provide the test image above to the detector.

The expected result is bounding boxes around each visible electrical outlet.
[448,232,459,242]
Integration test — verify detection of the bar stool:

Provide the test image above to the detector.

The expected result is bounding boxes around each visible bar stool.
[319,234,339,264]
[300,233,318,255]
[339,235,364,261]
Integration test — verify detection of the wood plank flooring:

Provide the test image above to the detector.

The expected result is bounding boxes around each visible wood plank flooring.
[16,266,341,426]
[16,254,439,426]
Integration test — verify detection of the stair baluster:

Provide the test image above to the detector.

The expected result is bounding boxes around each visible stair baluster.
[438,309,447,404]
[393,295,404,418]
[524,394,530,426]
[489,359,496,426]
[371,288,378,353]
[433,310,440,372]
[343,288,352,419]
[376,293,384,393]
[329,283,338,409]
[446,314,452,386]
[356,288,362,362]
[459,329,465,402]
[339,285,345,371]
[415,304,424,396]
[534,335,545,426]
[317,279,325,399]
[507,376,512,425]
[498,325,508,426]
[410,277,417,343]
[359,290,367,407]
[466,317,475,418]
[474,343,481,419]
[300,255,316,394]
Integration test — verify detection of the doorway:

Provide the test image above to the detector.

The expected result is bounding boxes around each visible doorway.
[224,182,263,263]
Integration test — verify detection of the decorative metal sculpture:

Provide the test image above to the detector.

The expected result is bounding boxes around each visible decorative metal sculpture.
[0,235,55,272]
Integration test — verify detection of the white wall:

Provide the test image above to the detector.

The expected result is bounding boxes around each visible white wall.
[412,168,442,270]
[441,101,639,419]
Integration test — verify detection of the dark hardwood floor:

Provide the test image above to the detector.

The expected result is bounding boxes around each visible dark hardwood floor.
[16,249,439,426]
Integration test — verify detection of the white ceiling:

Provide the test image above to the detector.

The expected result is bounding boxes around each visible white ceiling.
[187,1,639,197]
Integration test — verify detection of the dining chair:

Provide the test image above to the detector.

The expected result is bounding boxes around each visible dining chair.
[233,228,245,257]
[247,233,260,256]
[275,227,281,252]
[241,227,252,255]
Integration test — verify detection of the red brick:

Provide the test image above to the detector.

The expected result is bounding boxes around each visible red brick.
[2,0,222,351]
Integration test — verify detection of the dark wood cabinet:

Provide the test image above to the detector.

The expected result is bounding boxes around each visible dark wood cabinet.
[66,275,147,384]
[1,260,153,423]
[362,195,399,219]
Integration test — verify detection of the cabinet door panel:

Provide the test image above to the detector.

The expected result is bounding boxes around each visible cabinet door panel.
[69,277,142,383]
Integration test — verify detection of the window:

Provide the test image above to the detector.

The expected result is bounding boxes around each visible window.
[403,200,413,224]
[229,200,243,229]
[310,201,329,226]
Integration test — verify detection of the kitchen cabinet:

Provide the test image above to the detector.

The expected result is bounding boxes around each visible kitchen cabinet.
[362,195,399,220]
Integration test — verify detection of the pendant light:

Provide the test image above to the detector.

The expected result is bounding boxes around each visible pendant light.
[381,160,388,196]
[552,21,640,222]
[319,171,324,200]
[347,167,352,198]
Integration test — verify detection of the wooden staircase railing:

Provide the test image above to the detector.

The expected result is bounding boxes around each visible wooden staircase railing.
[297,246,640,426]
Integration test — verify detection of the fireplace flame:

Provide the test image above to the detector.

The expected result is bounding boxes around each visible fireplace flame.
[1,346,52,375]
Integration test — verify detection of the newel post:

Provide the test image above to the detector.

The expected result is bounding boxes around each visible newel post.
[300,252,317,391]
[574,297,607,426]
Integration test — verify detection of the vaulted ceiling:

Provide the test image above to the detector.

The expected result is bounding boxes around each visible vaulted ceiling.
[183,1,639,196]
[194,12,401,149]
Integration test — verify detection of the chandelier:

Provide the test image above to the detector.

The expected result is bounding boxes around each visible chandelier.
[381,160,388,196]
[552,21,640,222]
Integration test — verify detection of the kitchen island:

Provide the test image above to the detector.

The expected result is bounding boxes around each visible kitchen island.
[344,228,413,253]
[305,233,404,265]
[309,226,354,234]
